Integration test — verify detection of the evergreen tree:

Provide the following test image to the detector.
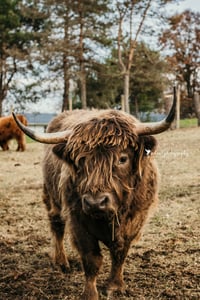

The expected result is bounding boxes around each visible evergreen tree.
[0,0,49,115]
[129,42,167,116]
[86,42,167,114]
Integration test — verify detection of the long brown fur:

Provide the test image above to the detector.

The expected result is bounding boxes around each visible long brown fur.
[0,114,27,151]
[42,109,159,300]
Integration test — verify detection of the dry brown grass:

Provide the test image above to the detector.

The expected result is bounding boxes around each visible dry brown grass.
[0,127,199,299]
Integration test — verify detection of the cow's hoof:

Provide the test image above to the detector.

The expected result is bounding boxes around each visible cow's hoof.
[81,288,98,300]
[106,279,124,297]
[50,259,70,274]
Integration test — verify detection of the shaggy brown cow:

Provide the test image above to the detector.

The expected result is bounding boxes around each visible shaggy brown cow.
[13,89,176,300]
[0,114,27,151]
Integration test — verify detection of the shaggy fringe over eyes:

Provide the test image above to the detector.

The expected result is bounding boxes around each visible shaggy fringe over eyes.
[76,150,133,196]
[66,114,137,164]
[62,114,139,195]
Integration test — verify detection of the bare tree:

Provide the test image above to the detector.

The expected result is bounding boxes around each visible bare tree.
[117,0,152,113]
[115,0,181,113]
[160,10,200,97]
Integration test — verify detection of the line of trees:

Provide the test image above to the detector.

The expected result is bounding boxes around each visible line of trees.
[159,9,200,122]
[0,0,199,124]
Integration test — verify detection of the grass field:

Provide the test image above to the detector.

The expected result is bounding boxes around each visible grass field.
[179,118,197,128]
[0,127,199,299]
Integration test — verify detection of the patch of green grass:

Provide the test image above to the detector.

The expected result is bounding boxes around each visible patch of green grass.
[26,136,36,143]
[180,118,197,128]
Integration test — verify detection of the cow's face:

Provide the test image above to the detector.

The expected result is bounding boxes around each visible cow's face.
[53,134,157,218]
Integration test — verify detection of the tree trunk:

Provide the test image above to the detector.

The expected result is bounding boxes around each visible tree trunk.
[80,68,87,109]
[176,85,180,129]
[62,55,69,112]
[123,72,130,114]
[62,81,69,111]
[0,76,6,116]
[78,0,87,109]
[0,71,4,116]
[194,92,200,126]
[62,6,70,112]
[0,96,3,116]
[134,97,139,118]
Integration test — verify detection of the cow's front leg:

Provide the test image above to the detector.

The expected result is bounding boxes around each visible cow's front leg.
[72,230,103,300]
[81,251,103,300]
[43,190,70,273]
[49,212,70,273]
[107,242,131,296]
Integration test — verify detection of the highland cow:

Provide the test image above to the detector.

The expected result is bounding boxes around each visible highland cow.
[13,89,176,300]
[0,114,27,151]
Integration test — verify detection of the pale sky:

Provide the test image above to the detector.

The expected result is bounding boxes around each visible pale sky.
[169,0,200,12]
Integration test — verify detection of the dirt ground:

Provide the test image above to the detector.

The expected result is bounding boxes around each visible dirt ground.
[0,127,199,300]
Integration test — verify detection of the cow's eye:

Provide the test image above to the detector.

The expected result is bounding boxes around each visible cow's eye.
[119,155,128,165]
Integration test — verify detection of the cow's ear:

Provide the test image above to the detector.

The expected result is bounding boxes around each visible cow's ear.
[139,136,157,156]
[53,143,67,160]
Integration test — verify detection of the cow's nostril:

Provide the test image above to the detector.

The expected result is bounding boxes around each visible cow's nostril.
[82,194,111,212]
[82,197,92,209]
[99,196,109,208]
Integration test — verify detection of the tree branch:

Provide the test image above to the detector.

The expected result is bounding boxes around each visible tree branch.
[1,57,17,100]
[128,0,152,71]
[117,4,127,74]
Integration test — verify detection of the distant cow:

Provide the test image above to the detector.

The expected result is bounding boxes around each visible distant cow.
[0,114,27,151]
[13,89,176,300]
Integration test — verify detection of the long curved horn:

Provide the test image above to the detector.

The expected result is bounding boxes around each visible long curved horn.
[12,112,72,144]
[136,86,177,136]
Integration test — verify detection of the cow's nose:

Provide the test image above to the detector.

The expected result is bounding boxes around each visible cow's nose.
[98,195,109,209]
[82,193,111,212]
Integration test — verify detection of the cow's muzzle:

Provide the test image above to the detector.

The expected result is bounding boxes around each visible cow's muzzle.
[81,192,116,216]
